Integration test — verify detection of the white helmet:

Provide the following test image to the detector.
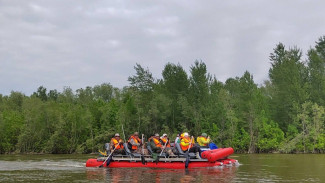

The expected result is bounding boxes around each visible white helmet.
[183,132,189,137]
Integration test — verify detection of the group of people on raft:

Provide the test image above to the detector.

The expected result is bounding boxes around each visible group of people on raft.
[109,132,212,159]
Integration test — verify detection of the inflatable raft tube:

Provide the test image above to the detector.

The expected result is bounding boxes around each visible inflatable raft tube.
[206,148,234,163]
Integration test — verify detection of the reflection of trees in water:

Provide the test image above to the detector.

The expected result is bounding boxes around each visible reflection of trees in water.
[86,168,106,181]
[86,166,238,182]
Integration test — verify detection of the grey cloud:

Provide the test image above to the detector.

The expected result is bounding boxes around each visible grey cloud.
[1,0,325,95]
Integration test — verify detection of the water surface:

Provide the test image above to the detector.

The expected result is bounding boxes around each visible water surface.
[0,154,324,182]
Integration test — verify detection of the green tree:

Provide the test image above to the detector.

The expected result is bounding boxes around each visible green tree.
[33,86,48,101]
[128,64,155,134]
[186,60,211,135]
[161,63,189,131]
[307,36,325,106]
[269,43,309,132]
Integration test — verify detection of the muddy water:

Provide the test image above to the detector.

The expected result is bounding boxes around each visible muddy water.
[0,154,324,182]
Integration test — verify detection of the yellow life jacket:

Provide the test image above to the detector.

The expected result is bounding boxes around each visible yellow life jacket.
[180,136,193,151]
[197,136,210,146]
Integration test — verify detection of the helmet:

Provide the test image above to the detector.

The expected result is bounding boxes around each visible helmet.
[134,132,139,136]
[162,133,167,137]
[115,133,120,137]
[155,133,160,137]
[183,132,189,137]
[201,133,207,137]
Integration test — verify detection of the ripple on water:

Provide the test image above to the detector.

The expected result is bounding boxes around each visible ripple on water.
[0,160,85,171]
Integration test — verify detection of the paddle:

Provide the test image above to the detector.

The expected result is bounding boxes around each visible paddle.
[121,124,126,142]
[185,136,193,169]
[99,145,117,168]
[141,134,146,165]
[160,139,168,156]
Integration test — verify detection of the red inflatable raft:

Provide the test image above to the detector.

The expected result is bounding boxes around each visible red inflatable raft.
[86,159,225,169]
[86,147,237,169]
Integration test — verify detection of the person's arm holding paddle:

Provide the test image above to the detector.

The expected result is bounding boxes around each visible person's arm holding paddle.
[99,145,117,167]
[160,139,168,156]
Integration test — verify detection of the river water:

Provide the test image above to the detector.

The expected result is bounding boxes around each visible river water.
[0,154,324,182]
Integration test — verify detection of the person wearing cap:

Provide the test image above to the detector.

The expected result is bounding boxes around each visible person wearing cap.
[180,132,201,159]
[110,133,125,155]
[149,133,163,153]
[150,133,175,156]
[160,134,171,148]
[161,133,176,156]
[128,132,142,152]
[197,133,211,147]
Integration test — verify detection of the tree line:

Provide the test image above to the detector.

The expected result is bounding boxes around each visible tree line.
[1,36,325,154]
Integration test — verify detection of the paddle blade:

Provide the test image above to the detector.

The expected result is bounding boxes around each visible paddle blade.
[155,156,160,164]
[185,151,190,168]
[106,157,112,167]
[141,155,145,165]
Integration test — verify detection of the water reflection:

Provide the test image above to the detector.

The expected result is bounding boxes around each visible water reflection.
[86,166,238,182]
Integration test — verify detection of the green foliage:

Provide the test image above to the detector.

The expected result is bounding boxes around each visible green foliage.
[257,120,284,152]
[269,43,308,132]
[2,36,325,154]
[0,110,24,153]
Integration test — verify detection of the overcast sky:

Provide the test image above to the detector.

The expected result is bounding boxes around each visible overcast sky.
[1,0,324,96]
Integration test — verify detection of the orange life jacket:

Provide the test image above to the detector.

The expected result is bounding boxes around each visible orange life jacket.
[111,138,124,150]
[180,136,193,151]
[160,137,170,147]
[128,136,141,150]
[152,137,162,148]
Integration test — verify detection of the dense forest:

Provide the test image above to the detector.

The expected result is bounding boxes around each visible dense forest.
[1,36,325,154]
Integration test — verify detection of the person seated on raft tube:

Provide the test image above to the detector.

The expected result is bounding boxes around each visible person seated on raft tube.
[160,133,175,156]
[149,133,162,153]
[174,133,181,144]
[180,132,201,159]
[196,133,211,147]
[128,132,142,153]
[149,133,175,156]
[160,133,171,148]
[110,133,126,155]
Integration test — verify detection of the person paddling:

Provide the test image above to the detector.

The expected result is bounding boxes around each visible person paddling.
[110,133,125,155]
[160,133,175,156]
[150,133,175,156]
[160,134,171,147]
[128,132,142,153]
[150,133,163,153]
[196,133,211,147]
[180,132,201,159]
